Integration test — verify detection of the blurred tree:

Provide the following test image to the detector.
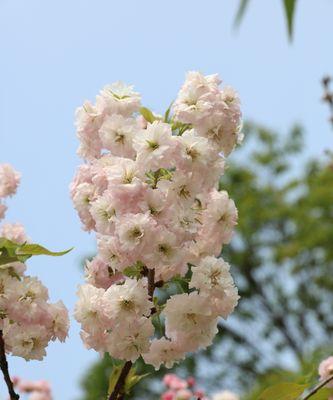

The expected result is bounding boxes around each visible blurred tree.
[78,123,333,399]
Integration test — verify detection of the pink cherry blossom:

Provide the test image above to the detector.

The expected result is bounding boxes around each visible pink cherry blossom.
[72,72,242,369]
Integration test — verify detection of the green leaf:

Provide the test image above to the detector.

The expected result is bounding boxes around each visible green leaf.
[107,365,123,397]
[124,368,150,393]
[164,102,173,123]
[145,168,174,189]
[0,255,22,266]
[0,238,19,256]
[258,382,306,400]
[0,237,72,267]
[306,388,333,400]
[283,0,297,40]
[16,244,73,257]
[123,261,145,279]
[139,107,156,123]
[0,238,28,265]
[234,0,250,28]
[171,121,192,135]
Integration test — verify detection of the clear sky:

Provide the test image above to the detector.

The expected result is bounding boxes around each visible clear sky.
[1,0,332,399]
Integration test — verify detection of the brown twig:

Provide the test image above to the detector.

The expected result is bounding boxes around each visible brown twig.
[0,330,19,400]
[322,75,333,128]
[108,361,132,400]
[301,374,333,400]
[108,268,156,400]
[147,268,155,302]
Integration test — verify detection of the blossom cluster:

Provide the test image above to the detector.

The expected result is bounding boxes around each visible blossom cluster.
[161,373,239,400]
[0,164,20,221]
[0,164,69,361]
[12,377,52,400]
[72,72,241,369]
[319,356,333,396]
[161,373,207,400]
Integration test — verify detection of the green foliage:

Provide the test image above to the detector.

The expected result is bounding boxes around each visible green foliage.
[258,382,306,400]
[0,237,72,266]
[145,168,174,189]
[81,354,114,400]
[139,107,156,124]
[234,0,297,40]
[283,0,297,39]
[80,123,333,399]
[307,389,333,400]
[170,121,192,136]
[124,368,151,395]
[163,102,173,123]
[107,364,123,397]
[123,261,145,279]
[244,350,333,400]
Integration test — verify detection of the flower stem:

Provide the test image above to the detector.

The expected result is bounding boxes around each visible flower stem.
[108,361,132,400]
[147,268,155,302]
[108,268,156,400]
[302,374,333,400]
[0,330,19,400]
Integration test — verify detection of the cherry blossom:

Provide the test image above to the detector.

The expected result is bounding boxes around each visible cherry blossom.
[72,72,241,370]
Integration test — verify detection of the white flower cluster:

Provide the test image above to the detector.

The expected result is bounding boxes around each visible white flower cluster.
[72,72,241,369]
[0,165,69,361]
[0,164,20,221]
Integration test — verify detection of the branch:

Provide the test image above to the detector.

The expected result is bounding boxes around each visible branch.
[302,374,333,400]
[0,330,19,400]
[108,268,156,400]
[147,268,155,302]
[108,361,132,400]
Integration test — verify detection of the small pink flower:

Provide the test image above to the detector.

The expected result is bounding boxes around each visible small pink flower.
[187,377,196,387]
[319,356,333,388]
[0,223,30,244]
[163,374,188,390]
[0,164,20,198]
[161,390,176,400]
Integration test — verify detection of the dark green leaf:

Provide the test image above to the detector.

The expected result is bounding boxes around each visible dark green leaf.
[283,0,297,40]
[0,255,22,266]
[234,0,250,28]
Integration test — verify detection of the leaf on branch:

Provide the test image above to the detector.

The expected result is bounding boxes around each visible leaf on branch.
[145,168,174,189]
[139,107,156,124]
[234,0,250,28]
[164,102,173,123]
[283,0,297,40]
[258,382,306,400]
[171,121,192,135]
[16,243,73,257]
[124,367,150,394]
[306,388,333,400]
[107,365,123,397]
[0,237,72,267]
[123,261,145,279]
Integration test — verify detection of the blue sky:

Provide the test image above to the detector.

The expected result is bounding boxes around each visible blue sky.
[0,0,332,398]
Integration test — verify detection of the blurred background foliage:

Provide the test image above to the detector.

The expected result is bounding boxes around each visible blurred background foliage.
[79,122,333,399]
